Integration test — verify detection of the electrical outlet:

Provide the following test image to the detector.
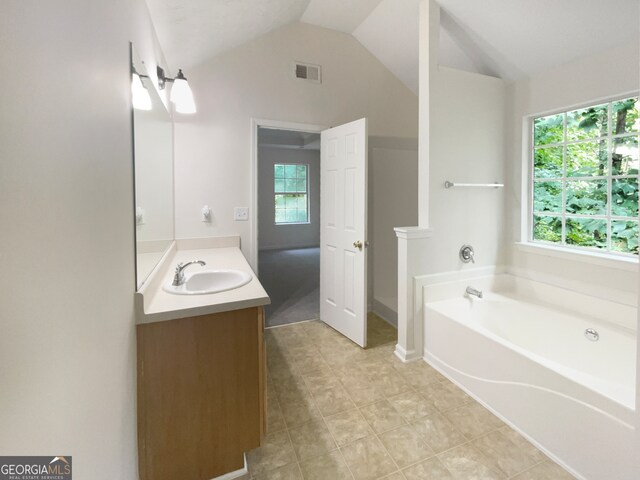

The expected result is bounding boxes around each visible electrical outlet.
[201,205,211,222]
[234,207,249,221]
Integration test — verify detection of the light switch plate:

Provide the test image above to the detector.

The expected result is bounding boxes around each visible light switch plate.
[234,207,249,221]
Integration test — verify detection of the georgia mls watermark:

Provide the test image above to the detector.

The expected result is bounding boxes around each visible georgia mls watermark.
[0,457,71,480]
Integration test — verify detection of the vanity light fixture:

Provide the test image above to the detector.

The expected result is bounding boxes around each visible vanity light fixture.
[131,67,152,111]
[157,66,197,114]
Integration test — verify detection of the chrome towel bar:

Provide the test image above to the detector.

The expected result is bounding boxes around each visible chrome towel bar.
[444,181,504,189]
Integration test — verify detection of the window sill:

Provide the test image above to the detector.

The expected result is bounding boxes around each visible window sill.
[274,222,311,226]
[515,242,638,272]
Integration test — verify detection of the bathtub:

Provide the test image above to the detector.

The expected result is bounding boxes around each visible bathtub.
[423,274,637,480]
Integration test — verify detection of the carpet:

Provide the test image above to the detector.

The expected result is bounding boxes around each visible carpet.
[258,247,320,327]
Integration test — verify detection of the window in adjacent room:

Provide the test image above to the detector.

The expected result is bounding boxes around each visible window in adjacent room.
[531,96,639,255]
[274,163,309,224]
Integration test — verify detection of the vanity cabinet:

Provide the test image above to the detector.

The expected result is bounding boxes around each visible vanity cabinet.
[137,306,266,480]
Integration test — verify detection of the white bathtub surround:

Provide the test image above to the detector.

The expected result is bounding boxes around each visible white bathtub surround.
[136,236,270,324]
[423,273,637,480]
[394,226,433,362]
[401,264,501,363]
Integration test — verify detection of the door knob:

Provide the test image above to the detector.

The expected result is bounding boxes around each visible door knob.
[353,240,363,250]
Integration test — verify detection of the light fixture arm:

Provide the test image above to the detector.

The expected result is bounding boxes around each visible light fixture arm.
[157,66,187,90]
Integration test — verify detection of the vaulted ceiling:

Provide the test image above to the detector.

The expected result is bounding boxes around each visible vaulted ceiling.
[145,0,639,95]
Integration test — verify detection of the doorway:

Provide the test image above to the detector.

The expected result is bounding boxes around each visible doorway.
[252,118,371,347]
[256,127,322,327]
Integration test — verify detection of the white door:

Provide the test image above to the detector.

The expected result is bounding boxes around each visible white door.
[320,118,368,347]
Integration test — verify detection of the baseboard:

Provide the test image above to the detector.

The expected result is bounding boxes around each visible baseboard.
[258,244,320,251]
[210,454,248,480]
[371,298,397,327]
[265,318,319,329]
[394,344,421,363]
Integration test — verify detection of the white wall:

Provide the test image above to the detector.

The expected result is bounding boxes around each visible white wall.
[173,21,418,268]
[424,66,507,274]
[0,1,168,478]
[369,139,419,323]
[505,41,640,304]
[396,0,508,361]
[258,147,320,250]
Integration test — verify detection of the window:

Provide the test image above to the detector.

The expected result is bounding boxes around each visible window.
[531,96,639,255]
[274,163,309,224]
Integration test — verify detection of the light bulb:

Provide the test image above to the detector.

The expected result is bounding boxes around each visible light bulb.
[131,72,152,111]
[169,70,196,114]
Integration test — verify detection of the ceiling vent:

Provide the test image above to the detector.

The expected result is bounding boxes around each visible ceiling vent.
[294,62,321,83]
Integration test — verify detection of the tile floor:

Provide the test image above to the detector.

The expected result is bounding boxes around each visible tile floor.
[246,315,575,480]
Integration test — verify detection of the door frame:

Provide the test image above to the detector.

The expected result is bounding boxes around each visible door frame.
[250,118,328,274]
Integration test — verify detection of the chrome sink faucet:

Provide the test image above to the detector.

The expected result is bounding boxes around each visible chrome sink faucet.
[466,286,483,299]
[172,260,206,286]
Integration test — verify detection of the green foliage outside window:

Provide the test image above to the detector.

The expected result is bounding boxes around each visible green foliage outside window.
[274,163,309,224]
[532,97,639,254]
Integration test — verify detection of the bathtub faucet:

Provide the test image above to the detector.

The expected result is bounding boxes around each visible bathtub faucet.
[466,286,483,299]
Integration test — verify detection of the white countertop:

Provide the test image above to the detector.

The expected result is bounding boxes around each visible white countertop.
[135,236,270,324]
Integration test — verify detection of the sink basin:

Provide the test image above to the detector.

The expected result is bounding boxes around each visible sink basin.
[163,269,252,295]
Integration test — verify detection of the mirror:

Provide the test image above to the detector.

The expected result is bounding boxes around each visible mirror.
[131,45,174,289]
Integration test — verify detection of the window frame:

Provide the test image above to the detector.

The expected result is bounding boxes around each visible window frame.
[273,162,310,225]
[524,93,640,260]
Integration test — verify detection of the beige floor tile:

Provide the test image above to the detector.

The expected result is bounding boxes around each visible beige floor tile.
[319,345,358,368]
[312,384,355,416]
[231,474,251,480]
[411,413,466,453]
[366,329,396,348]
[438,443,505,480]
[444,402,505,439]
[340,436,398,480]
[363,343,396,362]
[340,374,386,406]
[402,457,455,480]
[263,322,578,480]
[359,400,406,434]
[267,398,287,433]
[280,398,324,429]
[269,325,309,345]
[392,360,444,389]
[511,460,576,479]
[471,427,547,477]
[268,360,301,384]
[331,362,366,380]
[368,366,412,398]
[301,320,336,338]
[379,472,404,480]
[379,424,435,468]
[275,378,315,410]
[252,462,303,480]
[267,376,278,401]
[419,379,472,413]
[288,419,338,461]
[387,391,437,422]
[298,450,354,480]
[302,367,342,396]
[247,430,297,477]
[295,351,331,374]
[324,408,374,447]
[356,353,392,373]
[367,312,395,331]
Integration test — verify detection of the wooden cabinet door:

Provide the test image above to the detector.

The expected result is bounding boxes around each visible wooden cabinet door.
[137,308,262,480]
[258,306,267,440]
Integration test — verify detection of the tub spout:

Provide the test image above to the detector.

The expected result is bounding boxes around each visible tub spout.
[466,286,483,299]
